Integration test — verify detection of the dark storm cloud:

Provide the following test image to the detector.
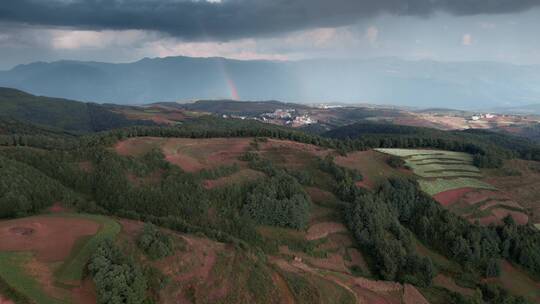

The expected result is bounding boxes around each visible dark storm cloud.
[1,0,539,40]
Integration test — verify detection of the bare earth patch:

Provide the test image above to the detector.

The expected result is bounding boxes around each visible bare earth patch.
[0,294,14,304]
[203,169,264,189]
[403,284,430,304]
[24,257,68,300]
[71,278,97,304]
[306,222,347,241]
[0,216,100,262]
[433,187,475,207]
[153,234,226,302]
[270,271,295,304]
[462,190,506,205]
[491,208,528,225]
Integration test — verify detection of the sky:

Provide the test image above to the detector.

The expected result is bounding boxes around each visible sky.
[0,0,540,70]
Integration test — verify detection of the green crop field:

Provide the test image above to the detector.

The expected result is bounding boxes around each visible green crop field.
[416,171,482,178]
[375,148,472,159]
[375,148,495,195]
[408,163,479,172]
[55,214,121,284]
[419,178,496,196]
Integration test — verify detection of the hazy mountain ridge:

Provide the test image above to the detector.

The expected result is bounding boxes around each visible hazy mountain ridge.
[2,56,540,109]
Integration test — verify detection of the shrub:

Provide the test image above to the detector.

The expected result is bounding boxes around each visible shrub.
[137,224,174,260]
[386,155,405,168]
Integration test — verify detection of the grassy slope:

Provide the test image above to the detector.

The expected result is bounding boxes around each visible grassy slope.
[482,159,540,225]
[0,252,63,304]
[55,214,121,284]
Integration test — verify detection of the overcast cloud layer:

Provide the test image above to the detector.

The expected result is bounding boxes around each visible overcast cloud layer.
[2,0,540,40]
[1,1,540,70]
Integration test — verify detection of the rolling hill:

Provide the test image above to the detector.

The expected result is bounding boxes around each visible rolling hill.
[0,87,153,133]
[1,91,540,304]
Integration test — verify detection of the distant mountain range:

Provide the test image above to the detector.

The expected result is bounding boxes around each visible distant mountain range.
[1,56,540,109]
[492,104,540,115]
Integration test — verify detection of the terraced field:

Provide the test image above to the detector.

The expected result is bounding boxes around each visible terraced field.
[375,148,528,225]
[375,149,492,194]
[419,178,495,196]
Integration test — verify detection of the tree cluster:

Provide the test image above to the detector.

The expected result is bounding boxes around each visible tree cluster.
[243,173,311,230]
[88,240,148,304]
[137,224,174,260]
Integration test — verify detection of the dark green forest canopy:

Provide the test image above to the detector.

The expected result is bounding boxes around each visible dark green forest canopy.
[0,87,153,133]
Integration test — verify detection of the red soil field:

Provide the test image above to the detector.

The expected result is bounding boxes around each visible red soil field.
[402,284,430,304]
[491,208,529,225]
[0,294,14,304]
[433,187,475,207]
[0,216,99,262]
[270,271,295,304]
[393,116,443,130]
[462,190,505,205]
[162,138,250,172]
[352,277,401,293]
[115,137,333,174]
[115,137,251,172]
[354,287,399,304]
[474,214,500,226]
[478,200,522,211]
[118,219,231,302]
[71,278,97,304]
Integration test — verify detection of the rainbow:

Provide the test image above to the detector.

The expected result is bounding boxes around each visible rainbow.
[217,58,240,100]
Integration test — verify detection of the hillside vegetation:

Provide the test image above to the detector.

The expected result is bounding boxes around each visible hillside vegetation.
[1,92,540,304]
[0,87,151,133]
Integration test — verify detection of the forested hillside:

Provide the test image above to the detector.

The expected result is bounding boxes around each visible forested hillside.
[1,96,540,304]
[0,87,153,133]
